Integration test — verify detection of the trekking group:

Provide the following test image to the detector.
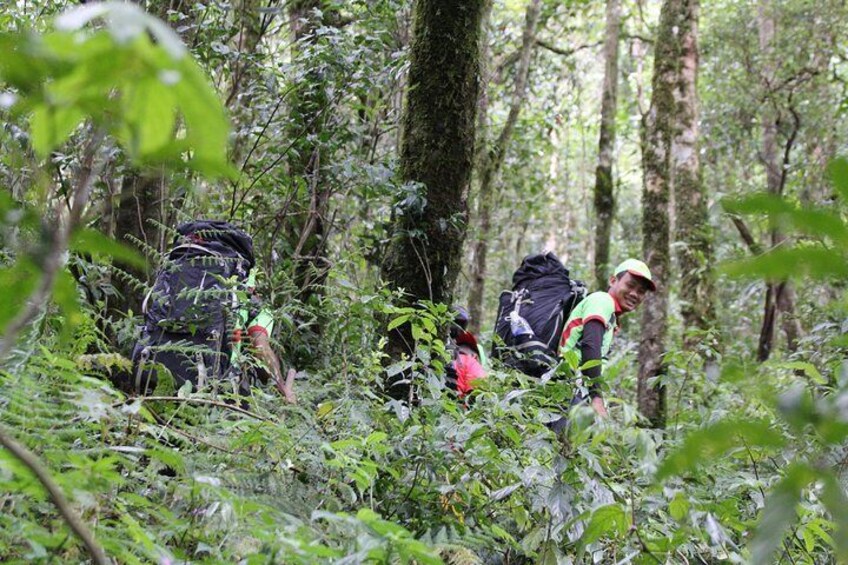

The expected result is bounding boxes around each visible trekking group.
[130,220,655,423]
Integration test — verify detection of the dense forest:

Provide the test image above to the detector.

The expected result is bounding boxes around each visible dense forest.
[1,0,848,563]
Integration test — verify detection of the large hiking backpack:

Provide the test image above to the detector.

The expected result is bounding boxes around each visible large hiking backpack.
[492,252,587,377]
[131,220,255,394]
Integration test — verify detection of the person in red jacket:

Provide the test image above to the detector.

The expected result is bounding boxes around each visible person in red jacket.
[446,307,487,398]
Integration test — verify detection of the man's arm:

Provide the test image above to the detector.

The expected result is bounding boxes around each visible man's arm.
[250,330,296,404]
[579,319,607,417]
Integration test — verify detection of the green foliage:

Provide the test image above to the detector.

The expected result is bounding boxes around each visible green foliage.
[0,2,231,175]
[2,1,848,564]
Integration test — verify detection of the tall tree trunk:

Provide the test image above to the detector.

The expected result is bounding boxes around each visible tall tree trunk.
[381,0,485,377]
[592,0,621,291]
[465,0,493,331]
[467,0,542,333]
[639,0,698,429]
[112,168,166,316]
[756,0,802,361]
[671,0,715,349]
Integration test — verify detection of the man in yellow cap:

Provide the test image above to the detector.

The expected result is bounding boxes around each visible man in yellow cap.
[555,259,656,424]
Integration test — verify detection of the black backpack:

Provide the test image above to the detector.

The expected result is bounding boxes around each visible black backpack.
[492,252,586,377]
[131,220,255,394]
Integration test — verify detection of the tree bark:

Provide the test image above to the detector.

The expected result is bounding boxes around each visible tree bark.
[381,0,485,372]
[639,0,698,429]
[467,0,542,334]
[592,0,621,291]
[112,168,166,316]
[671,0,715,349]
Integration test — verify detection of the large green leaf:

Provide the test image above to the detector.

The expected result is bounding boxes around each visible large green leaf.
[722,247,848,281]
[29,104,85,157]
[657,419,785,480]
[819,471,848,560]
[750,463,816,564]
[724,193,848,244]
[580,504,630,546]
[827,156,848,202]
[0,5,232,177]
[69,228,145,269]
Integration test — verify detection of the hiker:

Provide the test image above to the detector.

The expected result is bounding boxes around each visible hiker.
[557,259,656,422]
[445,306,486,398]
[232,272,297,404]
[131,221,296,404]
[491,252,586,378]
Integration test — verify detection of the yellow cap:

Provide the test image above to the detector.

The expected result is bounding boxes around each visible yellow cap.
[613,259,656,291]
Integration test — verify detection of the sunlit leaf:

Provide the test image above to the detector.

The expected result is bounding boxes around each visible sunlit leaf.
[780,361,826,384]
[56,1,186,60]
[387,314,410,331]
[669,492,689,521]
[29,104,85,157]
[123,76,176,157]
[70,228,146,268]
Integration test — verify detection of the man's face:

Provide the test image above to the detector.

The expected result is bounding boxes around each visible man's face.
[608,272,651,313]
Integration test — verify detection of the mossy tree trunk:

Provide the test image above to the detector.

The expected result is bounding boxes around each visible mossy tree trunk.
[112,168,166,317]
[382,0,485,366]
[592,0,621,291]
[671,0,715,349]
[639,0,699,429]
[467,0,541,334]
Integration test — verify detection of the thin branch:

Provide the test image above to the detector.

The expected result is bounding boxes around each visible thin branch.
[227,88,345,219]
[0,129,105,362]
[0,426,109,565]
[384,457,423,521]
[535,38,602,57]
[495,38,600,78]
[125,396,273,422]
[730,216,763,255]
[622,32,654,44]
[147,407,237,455]
[778,102,801,197]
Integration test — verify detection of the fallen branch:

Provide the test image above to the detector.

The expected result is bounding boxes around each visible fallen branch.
[0,426,109,565]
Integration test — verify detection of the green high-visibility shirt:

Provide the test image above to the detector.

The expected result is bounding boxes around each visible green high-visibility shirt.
[230,295,275,366]
[559,291,621,368]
